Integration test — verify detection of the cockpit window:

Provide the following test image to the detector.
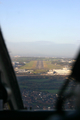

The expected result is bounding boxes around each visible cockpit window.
[0,0,79,110]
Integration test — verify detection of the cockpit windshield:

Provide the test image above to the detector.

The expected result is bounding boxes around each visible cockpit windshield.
[0,0,80,110]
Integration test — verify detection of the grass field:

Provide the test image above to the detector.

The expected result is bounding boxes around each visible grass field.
[20,60,63,73]
[25,78,50,82]
[43,61,48,68]
[18,77,65,94]
[41,89,59,93]
[43,61,64,69]
[33,69,48,74]
[20,61,37,69]
[24,79,63,83]
[20,60,64,73]
[20,85,28,88]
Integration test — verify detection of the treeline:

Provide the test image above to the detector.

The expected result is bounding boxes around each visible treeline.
[17,75,66,80]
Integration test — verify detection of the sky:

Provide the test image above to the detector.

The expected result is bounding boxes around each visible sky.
[0,0,80,57]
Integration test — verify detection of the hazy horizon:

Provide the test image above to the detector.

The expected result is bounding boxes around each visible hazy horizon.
[6,41,79,58]
[0,0,80,58]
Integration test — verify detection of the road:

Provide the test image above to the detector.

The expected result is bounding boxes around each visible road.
[36,61,44,69]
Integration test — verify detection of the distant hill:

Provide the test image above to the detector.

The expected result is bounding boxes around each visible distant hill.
[6,41,78,58]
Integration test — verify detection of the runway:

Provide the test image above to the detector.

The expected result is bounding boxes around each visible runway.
[36,61,44,69]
